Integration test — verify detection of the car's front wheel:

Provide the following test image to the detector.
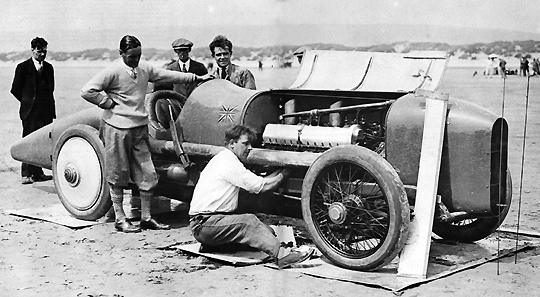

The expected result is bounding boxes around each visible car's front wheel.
[301,146,410,271]
[52,124,110,221]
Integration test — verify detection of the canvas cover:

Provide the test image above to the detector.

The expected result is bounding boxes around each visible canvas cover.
[290,50,448,92]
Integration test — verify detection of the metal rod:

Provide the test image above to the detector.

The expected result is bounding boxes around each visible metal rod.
[515,75,531,264]
[280,101,394,118]
[497,75,507,275]
[274,92,403,101]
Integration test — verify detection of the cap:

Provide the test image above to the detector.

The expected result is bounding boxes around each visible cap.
[172,38,193,50]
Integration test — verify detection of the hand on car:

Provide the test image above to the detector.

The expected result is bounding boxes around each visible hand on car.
[280,168,292,179]
[198,74,215,82]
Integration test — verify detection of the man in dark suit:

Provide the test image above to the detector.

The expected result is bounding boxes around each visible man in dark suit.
[154,38,208,128]
[11,37,55,185]
[160,38,208,97]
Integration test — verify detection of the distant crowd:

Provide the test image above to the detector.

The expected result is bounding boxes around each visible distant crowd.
[482,55,540,78]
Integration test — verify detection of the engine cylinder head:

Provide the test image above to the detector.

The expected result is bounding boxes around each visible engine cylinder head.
[263,124,363,148]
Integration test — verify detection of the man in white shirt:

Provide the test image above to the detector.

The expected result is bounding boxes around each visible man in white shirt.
[189,125,313,268]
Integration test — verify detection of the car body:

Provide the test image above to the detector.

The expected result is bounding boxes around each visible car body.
[11,50,510,271]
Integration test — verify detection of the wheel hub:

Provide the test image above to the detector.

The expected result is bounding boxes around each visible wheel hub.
[64,163,80,187]
[328,194,366,224]
[328,202,347,224]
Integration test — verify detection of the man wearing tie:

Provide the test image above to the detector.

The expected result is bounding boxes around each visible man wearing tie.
[153,38,208,129]
[11,37,55,185]
[155,38,208,97]
[209,35,256,90]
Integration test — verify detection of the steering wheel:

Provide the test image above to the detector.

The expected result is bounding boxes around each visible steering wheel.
[147,90,187,131]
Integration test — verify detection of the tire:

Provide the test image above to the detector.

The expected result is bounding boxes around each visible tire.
[301,146,410,271]
[52,124,110,220]
[432,171,513,242]
[147,90,186,130]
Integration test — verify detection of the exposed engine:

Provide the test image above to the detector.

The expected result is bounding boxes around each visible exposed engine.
[262,103,387,153]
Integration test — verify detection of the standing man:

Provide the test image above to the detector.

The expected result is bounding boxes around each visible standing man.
[154,38,208,128]
[11,37,55,185]
[499,58,507,79]
[520,57,529,77]
[189,125,314,269]
[155,38,208,97]
[81,35,212,233]
[209,35,256,90]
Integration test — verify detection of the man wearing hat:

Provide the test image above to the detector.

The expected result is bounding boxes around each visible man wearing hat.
[153,38,208,129]
[156,38,208,97]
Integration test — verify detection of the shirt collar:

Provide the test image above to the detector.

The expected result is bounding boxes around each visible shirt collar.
[120,59,138,78]
[32,57,42,69]
[178,59,191,71]
[218,64,231,77]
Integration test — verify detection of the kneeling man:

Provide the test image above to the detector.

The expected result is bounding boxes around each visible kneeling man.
[189,125,313,268]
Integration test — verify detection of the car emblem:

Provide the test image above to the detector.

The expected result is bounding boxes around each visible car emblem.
[218,105,237,123]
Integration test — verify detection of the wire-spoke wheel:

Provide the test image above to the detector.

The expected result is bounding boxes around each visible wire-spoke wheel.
[302,146,410,271]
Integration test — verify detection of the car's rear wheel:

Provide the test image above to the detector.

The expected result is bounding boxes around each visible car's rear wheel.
[301,146,410,271]
[432,171,513,242]
[52,125,110,220]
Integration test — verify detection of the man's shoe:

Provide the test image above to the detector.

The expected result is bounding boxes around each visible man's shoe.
[115,219,141,233]
[199,243,256,253]
[33,174,53,182]
[276,247,315,269]
[21,176,33,185]
[140,218,171,230]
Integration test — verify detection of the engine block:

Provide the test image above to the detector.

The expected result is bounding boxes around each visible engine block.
[262,124,364,149]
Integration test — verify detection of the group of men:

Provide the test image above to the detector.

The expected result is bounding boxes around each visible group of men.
[11,35,313,269]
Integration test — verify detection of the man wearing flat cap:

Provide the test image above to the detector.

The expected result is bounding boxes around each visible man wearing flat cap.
[155,38,208,97]
[152,38,208,129]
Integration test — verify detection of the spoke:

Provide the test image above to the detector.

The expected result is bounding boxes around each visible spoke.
[333,165,344,195]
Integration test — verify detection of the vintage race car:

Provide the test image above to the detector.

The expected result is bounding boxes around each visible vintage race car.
[11,50,511,271]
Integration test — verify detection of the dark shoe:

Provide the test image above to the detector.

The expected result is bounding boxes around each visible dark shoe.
[21,176,33,185]
[199,243,256,253]
[115,219,141,233]
[140,218,170,230]
[276,247,315,269]
[33,174,53,182]
[199,244,222,253]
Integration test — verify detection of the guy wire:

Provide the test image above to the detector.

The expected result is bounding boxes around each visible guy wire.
[515,75,531,263]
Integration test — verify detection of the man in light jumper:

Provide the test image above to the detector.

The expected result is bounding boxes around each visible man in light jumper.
[81,35,213,233]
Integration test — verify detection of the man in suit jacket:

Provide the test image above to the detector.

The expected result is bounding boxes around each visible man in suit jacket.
[154,38,208,128]
[10,37,55,185]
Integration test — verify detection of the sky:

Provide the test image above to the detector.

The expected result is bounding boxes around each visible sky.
[1,0,539,52]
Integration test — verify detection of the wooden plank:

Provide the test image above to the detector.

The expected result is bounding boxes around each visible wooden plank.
[398,91,448,278]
